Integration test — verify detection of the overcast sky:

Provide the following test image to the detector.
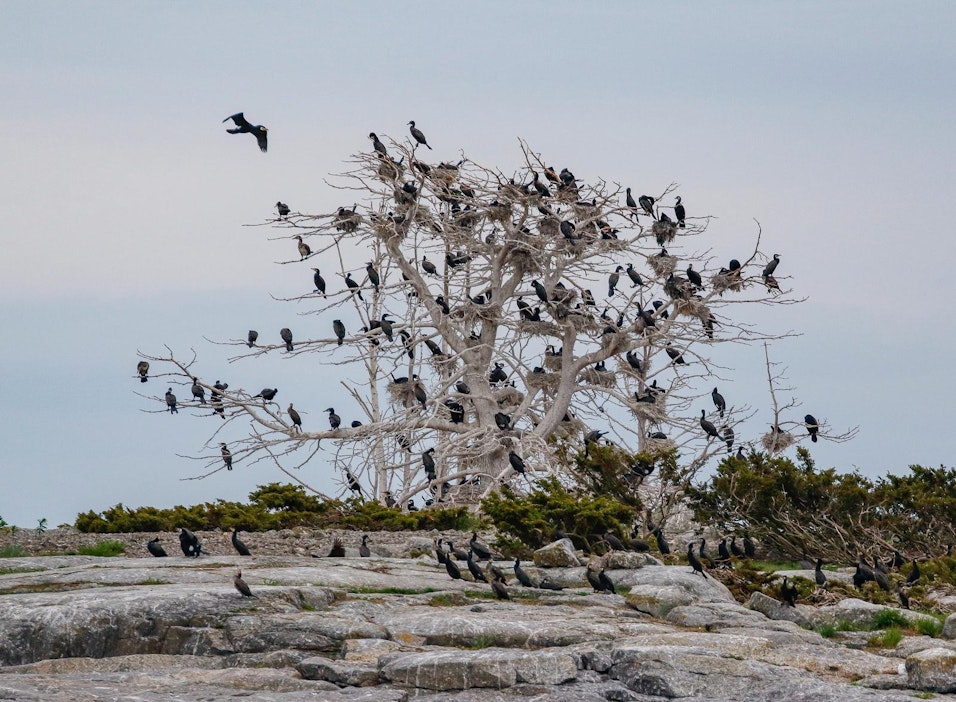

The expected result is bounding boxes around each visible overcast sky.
[1,2,954,527]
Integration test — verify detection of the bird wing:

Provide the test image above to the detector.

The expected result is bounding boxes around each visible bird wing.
[224,112,252,129]
[255,129,268,152]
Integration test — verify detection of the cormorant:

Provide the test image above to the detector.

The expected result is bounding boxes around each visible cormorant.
[466,551,488,582]
[287,403,302,432]
[873,564,891,592]
[494,412,511,430]
[328,538,345,557]
[369,132,387,157]
[763,254,780,278]
[666,347,686,365]
[422,448,436,480]
[137,361,149,383]
[435,295,450,314]
[815,558,827,587]
[625,187,639,219]
[531,280,549,303]
[712,388,726,418]
[223,113,267,152]
[743,532,756,558]
[191,378,206,404]
[445,555,462,580]
[179,528,201,557]
[699,539,712,563]
[380,314,394,342]
[892,550,906,570]
[211,381,227,418]
[718,539,731,561]
[366,262,380,292]
[514,559,534,587]
[345,272,364,300]
[470,532,492,561]
[165,388,178,414]
[408,120,432,150]
[359,534,371,557]
[445,399,465,423]
[638,194,655,217]
[326,407,341,429]
[687,542,708,578]
[559,167,575,185]
[312,268,326,295]
[674,196,686,228]
[780,576,797,607]
[247,330,258,347]
[623,265,643,290]
[654,530,670,556]
[276,201,290,217]
[421,256,438,276]
[280,327,293,352]
[625,350,643,373]
[730,536,744,558]
[508,451,526,474]
[489,362,507,384]
[538,577,564,591]
[736,445,745,460]
[491,575,510,600]
[351,420,362,428]
[412,380,427,407]
[295,236,311,260]
[255,388,278,402]
[598,568,616,594]
[146,537,167,557]
[608,266,622,296]
[853,559,874,590]
[531,171,550,197]
[434,538,448,564]
[586,563,606,592]
[231,528,251,556]
[721,426,734,452]
[220,443,232,470]
[906,559,921,584]
[897,585,910,610]
[687,264,702,289]
[333,319,346,345]
[559,220,576,241]
[455,381,470,394]
[604,531,627,551]
[700,410,719,439]
[804,414,819,442]
[233,570,258,597]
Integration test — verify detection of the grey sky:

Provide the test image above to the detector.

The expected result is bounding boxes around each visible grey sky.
[2,2,954,526]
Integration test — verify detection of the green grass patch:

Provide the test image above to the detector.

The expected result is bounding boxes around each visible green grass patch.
[0,545,28,558]
[872,608,908,629]
[915,617,942,637]
[748,560,802,572]
[463,635,497,649]
[351,586,435,595]
[836,619,859,632]
[74,541,126,557]
[816,624,836,638]
[0,566,46,575]
[135,578,170,585]
[428,592,468,607]
[868,627,903,649]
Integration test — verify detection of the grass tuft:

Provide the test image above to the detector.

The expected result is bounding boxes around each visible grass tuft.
[0,545,28,558]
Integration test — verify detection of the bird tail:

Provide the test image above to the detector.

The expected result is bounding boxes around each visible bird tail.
[247,341,254,348]
[426,144,433,150]
[286,342,293,352]
[811,434,818,443]
[140,377,148,383]
[337,338,343,346]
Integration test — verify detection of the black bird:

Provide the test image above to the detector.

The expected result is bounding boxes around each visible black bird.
[674,196,686,228]
[718,539,731,562]
[699,410,719,440]
[380,314,394,342]
[892,550,906,570]
[815,558,827,587]
[712,388,726,418]
[435,539,448,564]
[804,414,819,442]
[445,399,465,423]
[897,585,910,610]
[165,388,178,414]
[366,262,380,292]
[231,528,251,556]
[359,534,371,557]
[351,420,362,428]
[280,328,293,352]
[531,171,551,198]
[654,530,671,556]
[780,576,797,607]
[586,563,609,592]
[191,378,206,404]
[514,559,534,587]
[445,555,462,580]
[873,563,891,592]
[491,575,510,600]
[730,536,744,558]
[489,362,507,384]
[179,528,201,557]
[326,407,341,429]
[538,577,564,591]
[686,264,702,289]
[699,539,712,563]
[508,451,526,474]
[146,537,167,557]
[255,388,278,402]
[466,550,488,582]
[408,120,432,150]
[345,471,363,496]
[604,531,627,551]
[666,347,686,365]
[234,570,258,598]
[247,330,258,347]
[333,319,346,346]
[687,542,708,578]
[625,187,639,219]
[422,448,436,480]
[345,272,364,300]
[531,280,549,303]
[559,167,575,186]
[763,254,780,278]
[721,425,734,452]
[328,538,345,557]
[906,559,921,584]
[412,380,427,408]
[638,194,655,217]
[312,268,326,295]
[625,350,643,373]
[741,532,756,559]
[447,540,470,561]
[470,532,493,561]
[136,361,149,383]
[211,380,227,418]
[559,220,576,241]
[288,403,302,432]
[276,201,290,217]
[369,132,387,157]
[608,266,622,296]
[223,112,267,152]
[853,559,874,590]
[598,568,616,594]
[435,295,450,314]
[625,263,643,288]
[220,443,233,470]
[455,380,470,394]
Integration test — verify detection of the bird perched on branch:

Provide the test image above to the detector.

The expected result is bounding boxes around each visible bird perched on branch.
[366,262,380,292]
[220,443,232,470]
[280,328,293,352]
[626,263,643,288]
[191,378,205,404]
[333,319,345,346]
[295,236,311,260]
[247,330,258,347]
[674,196,686,228]
[508,451,526,474]
[233,570,258,597]
[804,414,819,442]
[369,132,387,157]
[165,388,178,414]
[231,528,251,556]
[312,269,326,295]
[326,407,341,429]
[345,272,364,300]
[136,361,149,383]
[223,112,267,152]
[638,194,655,217]
[276,201,290,217]
[287,403,302,432]
[712,388,726,418]
[408,121,432,150]
[255,388,278,402]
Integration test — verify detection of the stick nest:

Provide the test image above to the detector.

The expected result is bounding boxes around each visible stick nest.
[494,386,524,409]
[578,368,617,388]
[760,430,796,453]
[648,253,677,277]
[543,354,563,371]
[526,371,560,391]
[673,298,712,322]
[518,320,562,337]
[651,220,678,245]
[628,400,668,423]
[712,270,746,294]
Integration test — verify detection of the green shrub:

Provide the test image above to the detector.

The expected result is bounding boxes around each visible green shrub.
[868,627,903,648]
[816,624,836,638]
[872,608,908,629]
[76,540,125,557]
[0,545,28,558]
[915,617,942,637]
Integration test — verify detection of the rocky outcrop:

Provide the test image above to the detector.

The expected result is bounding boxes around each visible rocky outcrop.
[532,538,580,567]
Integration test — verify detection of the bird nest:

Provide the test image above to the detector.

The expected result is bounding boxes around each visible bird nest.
[387,381,416,404]
[567,314,598,333]
[538,217,560,238]
[552,415,585,439]
[673,298,712,321]
[647,253,677,277]
[377,160,404,181]
[454,209,481,230]
[712,270,746,294]
[598,237,628,252]
[551,287,577,305]
[494,386,524,410]
[644,437,676,454]
[578,368,617,388]
[617,357,651,377]
[543,354,563,371]
[505,250,538,276]
[445,482,483,505]
[651,220,678,245]
[526,371,559,391]
[601,331,627,353]
[518,320,562,337]
[428,354,457,374]
[428,166,458,188]
[760,430,796,453]
[628,400,668,423]
[485,203,512,223]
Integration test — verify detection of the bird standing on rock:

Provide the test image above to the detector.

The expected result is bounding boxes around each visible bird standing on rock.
[687,542,708,578]
[234,570,258,597]
[231,528,251,556]
[179,528,201,557]
[146,537,167,557]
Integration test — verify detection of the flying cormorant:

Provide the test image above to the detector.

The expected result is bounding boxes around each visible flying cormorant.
[223,113,267,152]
